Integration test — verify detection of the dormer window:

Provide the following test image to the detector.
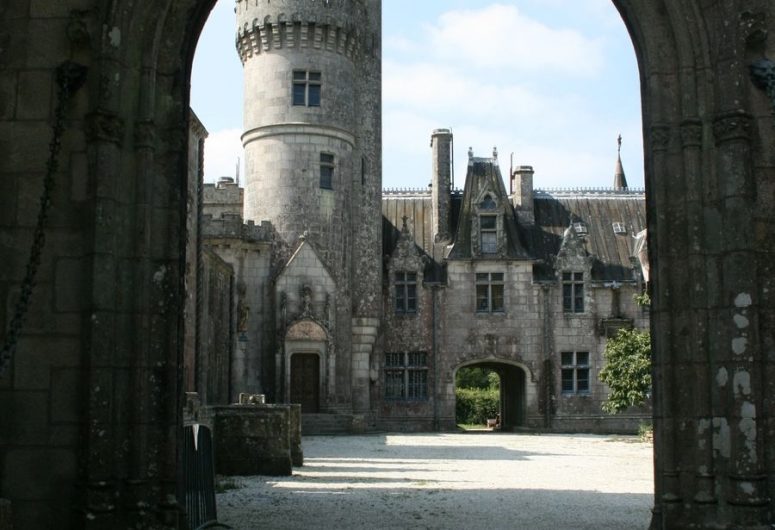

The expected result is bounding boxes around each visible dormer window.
[480,215,497,254]
[612,222,626,235]
[573,222,588,235]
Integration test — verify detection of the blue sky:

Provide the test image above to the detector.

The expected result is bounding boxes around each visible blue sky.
[192,0,642,190]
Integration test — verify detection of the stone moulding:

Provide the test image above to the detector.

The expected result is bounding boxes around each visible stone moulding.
[712,111,753,145]
[236,19,361,63]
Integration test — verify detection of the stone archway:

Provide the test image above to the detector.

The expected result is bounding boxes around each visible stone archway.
[0,1,772,528]
[455,360,530,430]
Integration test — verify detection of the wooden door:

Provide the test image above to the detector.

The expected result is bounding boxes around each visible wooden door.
[290,354,320,413]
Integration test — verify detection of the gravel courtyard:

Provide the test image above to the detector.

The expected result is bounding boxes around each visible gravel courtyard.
[217,433,654,530]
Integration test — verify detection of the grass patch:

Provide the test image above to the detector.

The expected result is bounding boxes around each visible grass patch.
[457,423,487,431]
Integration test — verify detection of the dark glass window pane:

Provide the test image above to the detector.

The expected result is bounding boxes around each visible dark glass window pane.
[292,83,306,105]
[320,153,334,164]
[577,369,590,392]
[308,84,321,106]
[563,284,572,312]
[476,285,489,312]
[576,352,589,366]
[407,272,416,282]
[309,71,322,81]
[574,284,584,312]
[574,272,584,281]
[395,287,405,312]
[562,272,571,281]
[561,369,574,393]
[320,166,333,189]
[408,370,427,399]
[408,352,426,366]
[385,370,404,399]
[561,352,574,366]
[386,352,403,367]
[406,284,416,312]
[476,273,488,283]
[293,70,306,80]
[491,273,504,282]
[491,285,504,311]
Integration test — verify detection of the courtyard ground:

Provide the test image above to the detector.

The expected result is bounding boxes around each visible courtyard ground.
[217,432,654,530]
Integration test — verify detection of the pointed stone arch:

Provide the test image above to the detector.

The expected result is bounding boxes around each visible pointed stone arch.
[0,0,772,527]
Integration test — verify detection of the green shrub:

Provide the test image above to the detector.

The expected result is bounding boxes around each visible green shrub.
[455,386,499,425]
[599,328,652,414]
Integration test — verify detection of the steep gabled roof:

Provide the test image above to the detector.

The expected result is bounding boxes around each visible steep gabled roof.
[447,156,532,260]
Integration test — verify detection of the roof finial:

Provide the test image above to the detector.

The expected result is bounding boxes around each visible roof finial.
[468,146,473,159]
[401,215,409,233]
[614,133,628,191]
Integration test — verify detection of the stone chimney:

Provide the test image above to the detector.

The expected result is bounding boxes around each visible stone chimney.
[431,129,452,242]
[511,165,534,225]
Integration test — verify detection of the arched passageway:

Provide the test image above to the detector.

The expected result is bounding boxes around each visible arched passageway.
[455,363,527,430]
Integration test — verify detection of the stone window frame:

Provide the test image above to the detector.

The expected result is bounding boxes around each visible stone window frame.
[292,69,321,107]
[384,351,429,401]
[320,152,334,189]
[393,271,417,315]
[562,271,585,313]
[475,272,505,313]
[560,351,590,395]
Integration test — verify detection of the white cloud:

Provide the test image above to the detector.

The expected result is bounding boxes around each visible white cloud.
[203,129,244,183]
[427,4,605,76]
[384,61,552,121]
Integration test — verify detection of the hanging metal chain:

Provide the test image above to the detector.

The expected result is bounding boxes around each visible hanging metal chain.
[0,61,87,374]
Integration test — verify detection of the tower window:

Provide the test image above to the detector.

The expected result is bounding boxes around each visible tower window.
[320,153,334,189]
[561,351,590,394]
[394,271,417,314]
[292,70,321,107]
[480,215,497,254]
[562,271,584,313]
[476,272,504,313]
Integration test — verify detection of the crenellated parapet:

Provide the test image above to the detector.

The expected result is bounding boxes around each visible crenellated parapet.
[202,213,273,243]
[235,0,370,64]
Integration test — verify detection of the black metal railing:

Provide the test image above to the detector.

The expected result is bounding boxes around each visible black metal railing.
[180,424,219,529]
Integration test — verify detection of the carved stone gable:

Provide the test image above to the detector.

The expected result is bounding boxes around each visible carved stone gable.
[388,216,427,272]
[555,221,593,272]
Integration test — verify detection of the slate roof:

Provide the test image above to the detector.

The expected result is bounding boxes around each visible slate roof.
[382,186,646,283]
[526,189,646,281]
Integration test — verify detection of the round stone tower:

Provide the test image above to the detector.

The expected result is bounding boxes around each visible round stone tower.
[235,0,382,416]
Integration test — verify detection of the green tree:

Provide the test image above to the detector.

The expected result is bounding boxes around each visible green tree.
[599,328,652,414]
[455,367,499,390]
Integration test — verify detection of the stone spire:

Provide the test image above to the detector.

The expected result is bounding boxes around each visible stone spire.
[614,134,628,190]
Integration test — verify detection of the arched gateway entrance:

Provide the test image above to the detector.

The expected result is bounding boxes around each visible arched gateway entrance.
[456,361,529,430]
[0,1,773,528]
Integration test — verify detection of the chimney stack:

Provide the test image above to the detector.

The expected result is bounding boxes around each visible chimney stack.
[431,129,452,242]
[511,165,534,225]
